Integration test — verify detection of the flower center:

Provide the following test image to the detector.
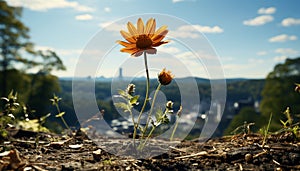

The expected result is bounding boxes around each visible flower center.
[136,34,152,49]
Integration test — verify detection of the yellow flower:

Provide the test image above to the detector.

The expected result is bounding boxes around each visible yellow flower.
[158,68,174,85]
[117,18,169,57]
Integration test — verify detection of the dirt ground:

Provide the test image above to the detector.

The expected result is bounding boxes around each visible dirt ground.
[1,129,300,171]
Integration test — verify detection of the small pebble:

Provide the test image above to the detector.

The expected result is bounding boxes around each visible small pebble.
[245,153,253,163]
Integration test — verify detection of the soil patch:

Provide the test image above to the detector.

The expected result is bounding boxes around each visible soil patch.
[1,129,300,170]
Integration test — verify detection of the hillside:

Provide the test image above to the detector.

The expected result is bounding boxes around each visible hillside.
[58,77,265,137]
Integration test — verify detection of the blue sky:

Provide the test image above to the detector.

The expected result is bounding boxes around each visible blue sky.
[5,0,300,79]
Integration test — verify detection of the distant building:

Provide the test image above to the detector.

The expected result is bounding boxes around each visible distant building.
[233,97,259,114]
[119,68,123,80]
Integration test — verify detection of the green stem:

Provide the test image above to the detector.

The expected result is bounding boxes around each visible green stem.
[56,104,70,130]
[170,115,180,141]
[135,52,150,139]
[142,83,161,138]
[128,104,136,146]
[262,113,272,148]
[139,125,156,150]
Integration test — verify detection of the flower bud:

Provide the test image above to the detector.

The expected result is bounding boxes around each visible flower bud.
[158,68,174,85]
[166,101,173,110]
[126,84,135,96]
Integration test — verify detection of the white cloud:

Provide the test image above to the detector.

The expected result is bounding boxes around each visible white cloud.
[169,31,199,39]
[172,0,184,3]
[248,58,264,64]
[223,64,247,71]
[243,15,273,26]
[6,0,94,12]
[169,24,223,39]
[275,48,298,55]
[258,7,276,14]
[179,25,224,33]
[174,50,215,61]
[104,7,111,12]
[222,56,234,61]
[158,46,181,54]
[274,56,287,62]
[75,14,93,21]
[281,18,300,27]
[257,51,267,56]
[269,34,297,43]
[99,22,223,38]
[98,21,125,32]
[175,51,195,60]
[172,0,196,3]
[36,45,82,56]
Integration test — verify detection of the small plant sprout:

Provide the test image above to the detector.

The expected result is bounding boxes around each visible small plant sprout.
[114,84,140,145]
[170,105,182,141]
[39,113,51,131]
[231,122,255,135]
[278,107,300,139]
[282,107,293,126]
[50,94,70,130]
[138,100,175,150]
[262,113,272,148]
[1,90,20,119]
[0,90,20,138]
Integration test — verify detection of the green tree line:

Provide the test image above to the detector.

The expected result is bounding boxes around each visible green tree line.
[0,1,66,132]
[225,57,300,134]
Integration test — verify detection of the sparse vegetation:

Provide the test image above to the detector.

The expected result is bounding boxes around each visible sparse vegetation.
[1,1,300,169]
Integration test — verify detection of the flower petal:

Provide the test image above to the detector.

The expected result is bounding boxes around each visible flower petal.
[149,19,156,37]
[127,22,138,36]
[154,25,168,37]
[120,30,136,43]
[132,50,144,57]
[152,41,169,47]
[145,48,157,54]
[121,46,138,51]
[137,18,144,35]
[116,40,136,48]
[145,18,155,35]
[152,30,168,43]
[121,47,138,54]
[118,18,169,55]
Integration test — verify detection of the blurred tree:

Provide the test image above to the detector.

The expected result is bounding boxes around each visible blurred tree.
[28,74,61,118]
[0,69,31,102]
[0,1,66,116]
[224,107,263,135]
[0,1,37,96]
[36,50,66,74]
[260,57,300,130]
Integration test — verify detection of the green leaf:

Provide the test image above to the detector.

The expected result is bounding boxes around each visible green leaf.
[280,119,288,128]
[130,95,139,105]
[55,112,65,118]
[40,113,51,122]
[155,108,163,121]
[1,97,9,102]
[114,102,129,112]
[8,114,15,119]
[118,89,126,96]
[8,90,15,99]
[161,115,170,124]
[118,89,132,100]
